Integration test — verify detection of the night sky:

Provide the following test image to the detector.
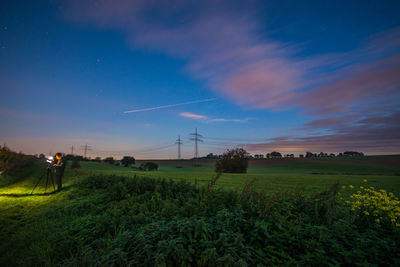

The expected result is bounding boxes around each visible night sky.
[1,0,399,159]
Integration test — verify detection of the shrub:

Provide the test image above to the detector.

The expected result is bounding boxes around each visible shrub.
[343,182,400,228]
[71,159,80,169]
[0,146,35,175]
[215,148,249,173]
[139,162,158,171]
[121,156,135,167]
[103,157,114,165]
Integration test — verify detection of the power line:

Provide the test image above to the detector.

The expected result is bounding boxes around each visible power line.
[80,144,92,158]
[92,143,175,154]
[190,128,203,158]
[176,135,183,159]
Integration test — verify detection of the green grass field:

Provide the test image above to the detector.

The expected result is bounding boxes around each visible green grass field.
[79,158,400,194]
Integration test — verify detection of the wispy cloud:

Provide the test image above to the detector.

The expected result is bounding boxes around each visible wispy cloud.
[179,112,250,123]
[124,98,216,113]
[179,112,207,120]
[207,118,250,123]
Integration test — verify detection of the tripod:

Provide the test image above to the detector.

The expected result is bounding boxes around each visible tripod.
[31,165,56,194]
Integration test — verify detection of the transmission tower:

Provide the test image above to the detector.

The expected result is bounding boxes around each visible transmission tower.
[80,144,92,158]
[70,145,74,155]
[190,128,203,158]
[176,136,183,159]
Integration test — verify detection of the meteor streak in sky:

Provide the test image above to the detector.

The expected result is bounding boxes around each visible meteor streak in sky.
[124,98,217,114]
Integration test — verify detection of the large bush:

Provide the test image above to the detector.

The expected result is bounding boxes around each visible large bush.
[215,148,249,173]
[139,162,158,171]
[121,156,135,167]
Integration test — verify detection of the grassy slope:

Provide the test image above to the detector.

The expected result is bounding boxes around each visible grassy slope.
[0,164,81,243]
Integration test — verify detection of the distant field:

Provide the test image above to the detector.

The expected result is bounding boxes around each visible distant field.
[80,155,400,194]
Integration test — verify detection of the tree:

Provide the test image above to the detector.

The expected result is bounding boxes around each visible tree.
[139,162,158,171]
[215,148,249,173]
[104,157,115,165]
[270,151,282,159]
[305,152,314,158]
[343,151,364,157]
[121,156,135,167]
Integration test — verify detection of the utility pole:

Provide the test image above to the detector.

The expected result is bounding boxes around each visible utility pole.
[70,145,74,155]
[176,136,183,159]
[80,144,92,159]
[190,128,203,158]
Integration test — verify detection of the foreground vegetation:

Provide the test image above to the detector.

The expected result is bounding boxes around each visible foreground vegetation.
[1,157,400,265]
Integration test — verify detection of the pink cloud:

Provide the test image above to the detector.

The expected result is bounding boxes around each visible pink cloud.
[64,1,400,116]
[292,56,400,115]
[63,1,400,153]
[303,117,350,128]
[179,112,207,120]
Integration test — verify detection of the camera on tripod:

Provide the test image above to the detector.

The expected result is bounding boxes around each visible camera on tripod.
[31,155,56,194]
[46,156,53,164]
[31,153,66,194]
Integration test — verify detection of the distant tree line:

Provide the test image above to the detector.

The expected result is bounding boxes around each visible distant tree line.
[251,151,364,159]
[57,149,365,166]
[197,150,365,160]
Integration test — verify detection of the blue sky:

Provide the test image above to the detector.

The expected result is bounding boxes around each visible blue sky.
[1,0,399,158]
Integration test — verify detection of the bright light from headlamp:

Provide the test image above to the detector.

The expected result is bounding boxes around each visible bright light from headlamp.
[46,156,53,164]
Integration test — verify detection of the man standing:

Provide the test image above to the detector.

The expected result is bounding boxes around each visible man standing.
[53,153,66,191]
